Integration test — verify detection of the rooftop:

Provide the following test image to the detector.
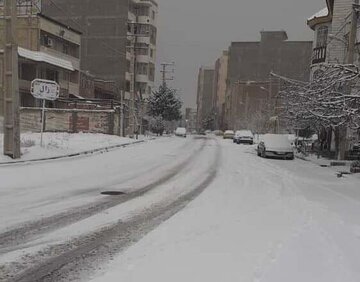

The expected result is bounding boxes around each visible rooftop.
[308,7,329,22]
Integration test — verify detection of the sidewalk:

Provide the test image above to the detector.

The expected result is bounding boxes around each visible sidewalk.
[0,132,149,165]
[295,152,359,177]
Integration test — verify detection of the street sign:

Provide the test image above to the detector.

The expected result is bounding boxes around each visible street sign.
[30,79,60,147]
[30,79,60,101]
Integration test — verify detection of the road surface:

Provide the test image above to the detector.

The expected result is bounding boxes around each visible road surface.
[1,136,360,282]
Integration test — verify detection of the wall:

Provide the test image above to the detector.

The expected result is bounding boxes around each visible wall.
[213,51,228,130]
[225,31,312,131]
[196,67,215,130]
[326,0,353,63]
[20,108,120,135]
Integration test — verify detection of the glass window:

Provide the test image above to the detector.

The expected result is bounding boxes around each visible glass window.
[316,26,328,48]
[136,63,148,75]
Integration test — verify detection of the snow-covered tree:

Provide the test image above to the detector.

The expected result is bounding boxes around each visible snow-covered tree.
[147,85,182,122]
[273,64,360,159]
[149,116,165,136]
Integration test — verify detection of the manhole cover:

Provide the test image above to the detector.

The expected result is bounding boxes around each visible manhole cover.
[101,191,126,196]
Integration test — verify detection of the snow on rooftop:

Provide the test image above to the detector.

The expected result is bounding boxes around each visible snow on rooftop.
[308,7,329,21]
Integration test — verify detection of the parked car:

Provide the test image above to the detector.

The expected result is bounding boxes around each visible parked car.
[175,127,187,137]
[257,134,294,160]
[233,130,254,144]
[223,130,235,139]
[213,130,224,136]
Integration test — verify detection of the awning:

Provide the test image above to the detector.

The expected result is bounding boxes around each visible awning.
[18,47,75,71]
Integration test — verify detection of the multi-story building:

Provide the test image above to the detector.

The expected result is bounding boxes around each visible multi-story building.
[308,0,360,73]
[308,0,360,155]
[41,0,158,101]
[213,51,228,130]
[224,31,312,131]
[197,66,215,130]
[128,0,158,100]
[0,7,81,107]
[185,108,197,133]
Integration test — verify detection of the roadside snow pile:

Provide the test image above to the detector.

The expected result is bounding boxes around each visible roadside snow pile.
[0,132,136,162]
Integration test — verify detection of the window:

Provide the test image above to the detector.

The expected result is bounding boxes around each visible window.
[136,62,148,75]
[150,49,154,58]
[20,63,36,81]
[136,43,149,55]
[316,26,328,48]
[63,71,70,82]
[136,6,149,16]
[152,10,156,20]
[46,69,59,82]
[63,44,69,55]
[135,24,150,35]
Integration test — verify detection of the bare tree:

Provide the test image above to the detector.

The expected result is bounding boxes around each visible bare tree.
[272,64,360,159]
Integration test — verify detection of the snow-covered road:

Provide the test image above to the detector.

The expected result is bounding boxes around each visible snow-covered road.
[90,138,360,282]
[1,136,360,282]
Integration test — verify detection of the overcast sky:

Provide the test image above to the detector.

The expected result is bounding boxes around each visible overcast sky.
[156,0,325,108]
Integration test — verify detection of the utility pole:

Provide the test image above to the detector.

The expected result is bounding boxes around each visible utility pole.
[160,62,175,87]
[3,0,20,159]
[129,21,137,138]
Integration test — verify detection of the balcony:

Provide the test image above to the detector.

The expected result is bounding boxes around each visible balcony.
[312,46,327,64]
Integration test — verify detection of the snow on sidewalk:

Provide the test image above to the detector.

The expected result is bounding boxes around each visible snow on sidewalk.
[0,132,140,162]
[90,140,360,282]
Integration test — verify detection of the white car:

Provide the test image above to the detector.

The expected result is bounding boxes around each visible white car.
[257,134,294,160]
[233,130,254,144]
[175,127,187,137]
[223,130,235,139]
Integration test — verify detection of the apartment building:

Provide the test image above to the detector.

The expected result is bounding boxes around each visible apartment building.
[41,0,158,101]
[307,0,360,73]
[224,31,312,131]
[213,51,228,130]
[0,6,81,107]
[308,0,360,153]
[197,67,215,130]
[185,108,197,133]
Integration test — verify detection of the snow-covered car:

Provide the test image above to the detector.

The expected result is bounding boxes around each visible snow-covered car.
[223,130,235,139]
[233,130,254,144]
[257,134,294,160]
[213,130,224,136]
[175,127,187,137]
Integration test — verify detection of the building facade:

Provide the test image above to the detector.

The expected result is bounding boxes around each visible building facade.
[308,0,360,155]
[213,51,228,130]
[41,0,158,101]
[185,108,197,133]
[197,67,215,130]
[224,31,312,131]
[0,12,81,107]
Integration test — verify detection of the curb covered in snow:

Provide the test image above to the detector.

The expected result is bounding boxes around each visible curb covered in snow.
[0,139,151,167]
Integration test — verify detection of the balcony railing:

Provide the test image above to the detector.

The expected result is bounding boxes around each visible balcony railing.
[312,46,327,64]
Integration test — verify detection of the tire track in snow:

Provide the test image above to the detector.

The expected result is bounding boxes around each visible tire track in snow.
[5,138,221,282]
[0,138,208,255]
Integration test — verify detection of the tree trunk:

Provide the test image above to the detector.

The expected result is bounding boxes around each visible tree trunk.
[335,126,347,160]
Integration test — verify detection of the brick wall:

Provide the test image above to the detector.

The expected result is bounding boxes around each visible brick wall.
[20,108,119,135]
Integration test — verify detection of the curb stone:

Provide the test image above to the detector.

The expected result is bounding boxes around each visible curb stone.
[0,139,154,167]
